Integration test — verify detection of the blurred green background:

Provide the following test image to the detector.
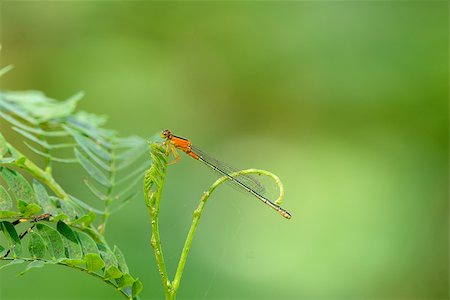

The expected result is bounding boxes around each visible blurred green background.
[0,1,448,299]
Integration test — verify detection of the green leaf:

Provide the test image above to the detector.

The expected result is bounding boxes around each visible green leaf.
[69,195,104,215]
[18,260,45,276]
[0,259,25,270]
[0,95,37,124]
[56,221,82,259]
[72,110,108,128]
[76,231,99,255]
[24,142,78,163]
[11,127,75,151]
[74,148,110,187]
[33,180,58,216]
[113,245,129,273]
[0,167,35,203]
[76,141,111,171]
[99,248,118,269]
[104,265,123,280]
[56,221,78,243]
[63,258,85,266]
[15,156,27,167]
[84,179,108,201]
[51,214,69,222]
[58,201,78,220]
[132,279,143,297]
[36,223,65,259]
[22,203,42,218]
[0,210,20,218]
[17,199,42,217]
[50,196,78,219]
[33,180,48,204]
[28,231,47,259]
[19,92,81,122]
[0,110,34,137]
[0,185,13,211]
[67,127,111,162]
[12,127,51,149]
[0,221,22,256]
[71,211,96,227]
[67,120,112,149]
[79,227,103,244]
[0,111,67,137]
[0,132,8,157]
[17,199,28,213]
[116,273,135,289]
[85,253,105,272]
[0,157,16,164]
[2,90,46,104]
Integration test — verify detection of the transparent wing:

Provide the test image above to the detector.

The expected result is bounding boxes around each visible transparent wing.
[191,145,265,195]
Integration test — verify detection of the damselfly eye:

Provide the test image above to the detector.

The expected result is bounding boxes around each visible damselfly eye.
[161,129,171,139]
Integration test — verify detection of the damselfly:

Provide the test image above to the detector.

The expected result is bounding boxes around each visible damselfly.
[161,129,291,219]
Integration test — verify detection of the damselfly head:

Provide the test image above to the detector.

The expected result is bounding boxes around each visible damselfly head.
[161,129,172,140]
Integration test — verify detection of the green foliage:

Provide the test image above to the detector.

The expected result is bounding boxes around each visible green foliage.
[36,223,65,260]
[28,231,46,259]
[0,185,13,210]
[0,86,149,218]
[1,221,22,257]
[85,253,105,272]
[1,167,35,204]
[143,144,167,210]
[0,66,147,299]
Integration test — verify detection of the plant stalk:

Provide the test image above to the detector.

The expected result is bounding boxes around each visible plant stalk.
[144,145,171,299]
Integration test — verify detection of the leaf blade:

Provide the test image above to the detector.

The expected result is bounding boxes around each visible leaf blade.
[104,265,123,280]
[36,223,65,260]
[85,253,105,272]
[132,279,143,297]
[0,167,35,203]
[56,221,83,259]
[0,185,12,210]
[28,231,47,259]
[0,210,21,218]
[113,245,129,273]
[0,221,22,256]
[74,148,110,187]
[76,231,99,255]
[33,180,58,216]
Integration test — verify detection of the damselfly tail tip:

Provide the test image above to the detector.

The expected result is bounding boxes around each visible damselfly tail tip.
[280,209,292,220]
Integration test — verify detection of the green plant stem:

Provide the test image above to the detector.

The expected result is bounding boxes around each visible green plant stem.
[144,145,171,299]
[151,209,171,300]
[5,142,69,201]
[170,183,209,296]
[99,141,116,235]
[170,168,283,298]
